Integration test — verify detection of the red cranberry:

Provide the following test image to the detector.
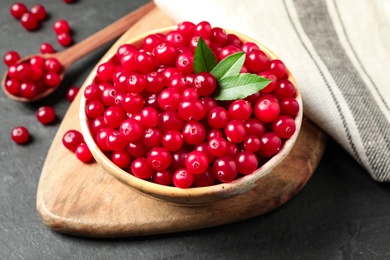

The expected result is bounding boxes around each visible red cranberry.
[10,3,28,19]
[11,126,30,144]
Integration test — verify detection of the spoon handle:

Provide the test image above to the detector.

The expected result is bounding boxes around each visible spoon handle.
[55,1,155,68]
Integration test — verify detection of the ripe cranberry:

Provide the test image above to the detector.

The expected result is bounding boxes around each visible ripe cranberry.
[177,21,196,39]
[11,126,30,144]
[178,99,205,121]
[219,45,240,60]
[165,30,187,48]
[20,13,39,31]
[241,42,260,53]
[169,74,189,92]
[104,106,126,128]
[195,21,212,39]
[153,170,173,186]
[192,72,216,96]
[85,101,104,119]
[227,100,252,121]
[182,121,206,145]
[269,59,287,79]
[193,168,216,187]
[57,33,72,47]
[158,87,182,111]
[182,88,198,100]
[43,72,61,88]
[227,34,242,46]
[116,44,137,59]
[244,135,261,152]
[96,128,115,151]
[45,58,62,73]
[235,151,258,174]
[139,107,159,128]
[274,79,296,100]
[112,150,131,169]
[158,111,184,133]
[40,43,55,54]
[142,127,162,148]
[126,140,149,158]
[75,143,93,163]
[3,51,20,66]
[257,132,282,158]
[127,73,146,93]
[53,19,70,34]
[10,3,28,19]
[210,27,228,45]
[90,116,107,135]
[185,151,208,174]
[254,95,280,123]
[212,156,237,183]
[245,49,269,73]
[173,169,194,188]
[208,137,228,157]
[66,86,79,102]
[147,147,172,171]
[36,106,56,124]
[84,84,102,101]
[272,115,296,139]
[106,131,127,152]
[244,118,266,137]
[280,97,300,117]
[258,71,278,93]
[136,51,156,74]
[96,62,115,82]
[19,82,38,99]
[224,120,247,143]
[176,52,194,75]
[5,79,20,95]
[62,129,84,152]
[154,41,178,65]
[143,34,163,52]
[170,149,189,172]
[119,118,143,142]
[131,158,154,179]
[30,4,47,21]
[162,130,183,151]
[145,71,165,93]
[208,107,228,129]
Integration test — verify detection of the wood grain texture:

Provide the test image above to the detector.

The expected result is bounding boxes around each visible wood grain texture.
[36,7,327,238]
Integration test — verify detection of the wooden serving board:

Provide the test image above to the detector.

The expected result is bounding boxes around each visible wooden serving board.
[36,7,327,238]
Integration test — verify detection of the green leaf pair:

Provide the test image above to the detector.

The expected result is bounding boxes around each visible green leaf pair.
[194,37,271,101]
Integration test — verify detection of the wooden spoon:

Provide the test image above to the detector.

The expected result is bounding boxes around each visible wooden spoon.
[1,2,155,102]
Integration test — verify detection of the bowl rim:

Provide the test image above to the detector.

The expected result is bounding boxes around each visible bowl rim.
[79,26,303,201]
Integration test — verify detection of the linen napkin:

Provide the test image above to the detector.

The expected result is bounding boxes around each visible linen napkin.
[154,0,390,182]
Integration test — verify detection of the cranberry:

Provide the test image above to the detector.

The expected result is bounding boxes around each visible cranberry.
[57,33,72,47]
[195,21,212,39]
[75,143,93,163]
[112,150,131,169]
[224,120,246,143]
[245,49,269,73]
[142,127,162,148]
[119,118,143,142]
[235,151,258,174]
[40,43,55,54]
[182,121,206,145]
[254,95,280,123]
[131,158,154,179]
[147,147,172,171]
[30,4,46,21]
[36,106,56,124]
[193,168,216,187]
[53,19,70,34]
[153,169,173,186]
[185,151,208,174]
[227,100,252,121]
[20,13,39,31]
[272,115,296,139]
[66,86,79,102]
[176,52,194,75]
[274,79,296,100]
[280,97,300,117]
[269,59,287,79]
[173,169,194,188]
[11,126,30,144]
[3,51,20,66]
[178,99,205,121]
[177,21,196,39]
[192,72,216,96]
[257,132,282,158]
[162,130,183,151]
[62,129,84,152]
[208,107,228,129]
[10,3,28,19]
[212,156,237,183]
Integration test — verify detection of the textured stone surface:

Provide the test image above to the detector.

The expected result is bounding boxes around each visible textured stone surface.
[1,0,390,259]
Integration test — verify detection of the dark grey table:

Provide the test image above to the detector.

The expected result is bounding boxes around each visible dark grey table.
[1,1,389,259]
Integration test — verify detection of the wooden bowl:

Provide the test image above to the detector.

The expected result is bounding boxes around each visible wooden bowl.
[79,26,303,206]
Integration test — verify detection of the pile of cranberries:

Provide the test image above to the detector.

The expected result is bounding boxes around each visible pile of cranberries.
[77,21,300,188]
[4,53,63,100]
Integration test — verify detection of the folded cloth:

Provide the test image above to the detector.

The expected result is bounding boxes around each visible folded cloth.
[154,0,390,182]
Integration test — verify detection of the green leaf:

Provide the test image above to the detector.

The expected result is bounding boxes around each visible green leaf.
[193,37,218,73]
[210,52,246,80]
[213,74,271,101]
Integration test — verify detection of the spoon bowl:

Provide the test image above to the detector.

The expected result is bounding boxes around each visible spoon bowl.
[1,2,155,102]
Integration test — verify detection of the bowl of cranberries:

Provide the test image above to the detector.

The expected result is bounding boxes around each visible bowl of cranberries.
[79,21,302,205]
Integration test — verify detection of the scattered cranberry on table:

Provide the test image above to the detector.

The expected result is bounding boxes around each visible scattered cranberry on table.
[36,106,56,125]
[66,86,79,102]
[10,3,28,19]
[40,43,55,54]
[11,126,30,144]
